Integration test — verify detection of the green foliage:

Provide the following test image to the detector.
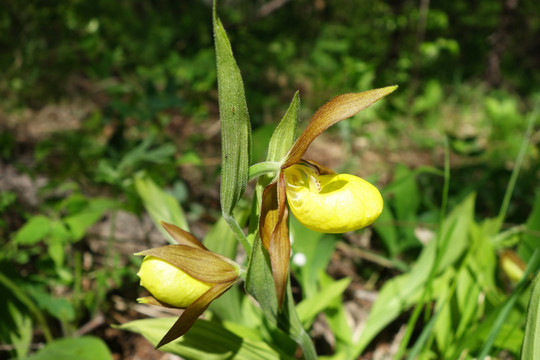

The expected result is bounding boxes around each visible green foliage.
[2,0,540,359]
[21,336,112,360]
[522,273,540,359]
[118,317,294,360]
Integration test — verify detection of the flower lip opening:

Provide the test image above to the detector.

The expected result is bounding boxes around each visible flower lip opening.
[284,163,322,194]
[283,163,384,233]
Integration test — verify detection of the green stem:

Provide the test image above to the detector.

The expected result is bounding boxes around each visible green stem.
[225,215,252,256]
[248,161,281,182]
[0,271,53,343]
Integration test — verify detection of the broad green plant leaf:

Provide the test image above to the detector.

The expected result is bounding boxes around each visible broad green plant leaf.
[14,215,51,245]
[522,273,540,359]
[64,198,117,241]
[21,336,112,360]
[118,317,293,360]
[134,175,189,243]
[26,287,75,322]
[245,236,317,358]
[213,3,251,218]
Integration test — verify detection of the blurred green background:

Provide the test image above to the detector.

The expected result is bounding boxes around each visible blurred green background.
[1,0,539,359]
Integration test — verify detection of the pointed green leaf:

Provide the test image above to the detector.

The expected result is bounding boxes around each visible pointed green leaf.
[213,4,251,217]
[245,236,317,358]
[267,91,300,162]
[245,235,279,321]
[521,273,540,360]
[520,189,540,262]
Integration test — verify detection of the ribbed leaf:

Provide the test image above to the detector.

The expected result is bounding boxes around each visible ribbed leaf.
[521,273,540,359]
[213,3,251,217]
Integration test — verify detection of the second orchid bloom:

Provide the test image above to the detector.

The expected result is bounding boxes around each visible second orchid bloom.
[136,222,240,348]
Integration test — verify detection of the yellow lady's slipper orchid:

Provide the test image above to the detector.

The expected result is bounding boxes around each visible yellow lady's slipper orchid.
[283,164,383,233]
[135,222,239,348]
[258,87,397,307]
[138,256,213,308]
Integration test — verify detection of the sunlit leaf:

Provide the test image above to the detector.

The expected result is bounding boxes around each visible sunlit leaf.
[522,273,540,359]
[213,3,251,218]
[296,276,351,328]
[21,336,112,360]
[119,317,293,360]
[14,215,51,245]
[354,194,475,356]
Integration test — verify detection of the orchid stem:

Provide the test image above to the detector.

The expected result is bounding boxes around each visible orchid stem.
[224,214,252,256]
[248,161,281,182]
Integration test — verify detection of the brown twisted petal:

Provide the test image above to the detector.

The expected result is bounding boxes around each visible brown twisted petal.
[259,174,290,306]
[155,281,234,349]
[283,86,397,168]
[160,221,208,250]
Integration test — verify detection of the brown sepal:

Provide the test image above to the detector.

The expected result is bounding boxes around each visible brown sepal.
[259,174,291,307]
[160,222,207,250]
[283,86,398,168]
[136,245,238,284]
[155,281,234,348]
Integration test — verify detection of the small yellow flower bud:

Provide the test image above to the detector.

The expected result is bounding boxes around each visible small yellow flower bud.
[500,250,526,284]
[283,164,383,233]
[138,256,213,308]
